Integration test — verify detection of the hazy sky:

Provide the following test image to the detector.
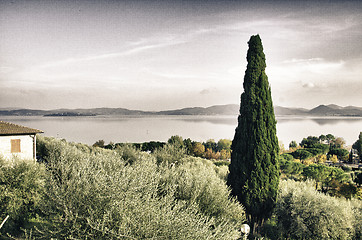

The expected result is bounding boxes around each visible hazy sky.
[1,0,362,110]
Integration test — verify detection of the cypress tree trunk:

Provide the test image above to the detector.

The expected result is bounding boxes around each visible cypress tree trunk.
[227,35,280,234]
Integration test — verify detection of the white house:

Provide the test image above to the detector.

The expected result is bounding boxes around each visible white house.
[0,121,43,160]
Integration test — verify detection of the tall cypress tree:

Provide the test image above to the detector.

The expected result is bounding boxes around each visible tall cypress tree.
[227,35,279,233]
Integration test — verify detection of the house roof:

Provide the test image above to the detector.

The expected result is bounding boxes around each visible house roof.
[0,121,43,136]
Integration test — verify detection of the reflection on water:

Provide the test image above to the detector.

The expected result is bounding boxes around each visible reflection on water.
[1,115,361,146]
[182,116,362,126]
[311,118,362,126]
[176,116,237,125]
[277,117,362,126]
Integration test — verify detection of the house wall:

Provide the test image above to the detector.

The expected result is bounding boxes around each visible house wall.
[0,135,35,160]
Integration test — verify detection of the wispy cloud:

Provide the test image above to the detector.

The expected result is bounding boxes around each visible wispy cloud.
[282,58,324,64]
[144,69,218,81]
[283,58,344,74]
[35,35,187,70]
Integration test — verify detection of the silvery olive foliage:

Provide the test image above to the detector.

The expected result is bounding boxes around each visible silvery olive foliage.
[33,136,245,239]
[0,157,46,236]
[276,179,361,240]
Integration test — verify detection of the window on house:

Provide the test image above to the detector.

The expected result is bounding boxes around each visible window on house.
[11,139,21,153]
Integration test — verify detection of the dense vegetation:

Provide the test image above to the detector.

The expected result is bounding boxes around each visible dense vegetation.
[0,158,45,236]
[94,136,233,161]
[1,136,245,239]
[1,133,361,239]
[271,179,361,240]
[228,35,280,234]
[280,133,362,200]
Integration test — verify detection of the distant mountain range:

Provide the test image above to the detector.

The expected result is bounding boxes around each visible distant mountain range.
[1,104,362,117]
[275,104,362,116]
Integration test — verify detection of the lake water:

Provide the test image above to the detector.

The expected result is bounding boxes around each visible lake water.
[2,115,362,147]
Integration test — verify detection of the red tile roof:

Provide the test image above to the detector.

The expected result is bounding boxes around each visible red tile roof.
[0,121,43,135]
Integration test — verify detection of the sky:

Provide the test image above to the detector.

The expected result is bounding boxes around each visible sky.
[1,0,362,111]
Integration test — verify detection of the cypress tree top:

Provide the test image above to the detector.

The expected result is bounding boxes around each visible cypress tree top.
[227,35,279,233]
[244,35,266,90]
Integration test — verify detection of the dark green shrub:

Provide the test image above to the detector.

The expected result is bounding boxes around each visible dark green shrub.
[291,149,313,160]
[280,158,305,179]
[311,143,329,154]
[289,141,298,149]
[328,148,349,161]
[280,153,294,161]
[141,141,165,152]
[302,164,350,192]
[305,147,324,156]
[300,136,319,148]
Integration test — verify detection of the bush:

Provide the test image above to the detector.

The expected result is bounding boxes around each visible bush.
[214,165,229,181]
[115,143,141,165]
[153,143,187,165]
[280,153,294,161]
[291,149,313,160]
[311,143,329,154]
[212,160,230,167]
[329,148,350,161]
[0,158,46,236]
[279,155,305,180]
[141,141,165,152]
[302,164,350,192]
[275,179,361,240]
[33,137,244,239]
[159,158,245,223]
[305,147,324,156]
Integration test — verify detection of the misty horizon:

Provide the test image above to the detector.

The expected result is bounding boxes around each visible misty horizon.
[1,103,362,113]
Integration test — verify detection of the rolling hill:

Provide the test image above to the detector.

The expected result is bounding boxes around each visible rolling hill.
[0,104,361,117]
[308,104,362,116]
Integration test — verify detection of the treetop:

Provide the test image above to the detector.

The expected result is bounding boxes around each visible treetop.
[246,34,266,68]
